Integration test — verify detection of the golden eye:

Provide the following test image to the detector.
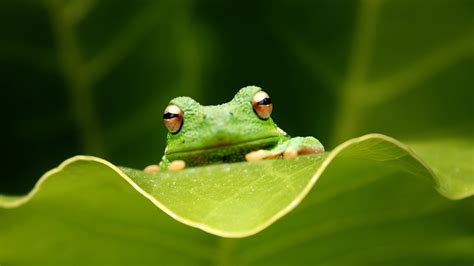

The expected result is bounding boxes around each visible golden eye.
[163,104,183,133]
[252,91,272,119]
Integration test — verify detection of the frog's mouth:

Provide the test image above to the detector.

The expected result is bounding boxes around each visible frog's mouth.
[165,136,281,166]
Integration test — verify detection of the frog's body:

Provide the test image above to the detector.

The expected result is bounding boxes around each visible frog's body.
[156,86,324,171]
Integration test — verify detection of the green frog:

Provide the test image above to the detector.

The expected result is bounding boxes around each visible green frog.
[145,86,324,172]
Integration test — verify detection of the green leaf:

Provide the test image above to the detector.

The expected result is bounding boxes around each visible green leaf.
[1,134,473,264]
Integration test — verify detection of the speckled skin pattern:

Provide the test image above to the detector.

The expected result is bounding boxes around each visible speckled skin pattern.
[159,86,324,169]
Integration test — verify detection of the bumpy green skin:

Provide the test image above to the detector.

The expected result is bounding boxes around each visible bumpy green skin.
[159,86,324,170]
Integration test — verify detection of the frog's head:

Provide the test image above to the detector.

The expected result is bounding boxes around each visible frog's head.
[162,86,284,165]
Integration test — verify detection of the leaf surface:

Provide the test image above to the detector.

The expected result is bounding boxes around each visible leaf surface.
[1,134,473,265]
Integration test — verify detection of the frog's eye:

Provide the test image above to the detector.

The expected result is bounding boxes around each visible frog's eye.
[252,91,272,119]
[163,104,183,133]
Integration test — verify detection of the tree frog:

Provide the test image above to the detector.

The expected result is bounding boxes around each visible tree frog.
[145,86,324,172]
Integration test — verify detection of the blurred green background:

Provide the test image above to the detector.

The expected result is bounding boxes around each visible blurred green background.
[1,0,472,194]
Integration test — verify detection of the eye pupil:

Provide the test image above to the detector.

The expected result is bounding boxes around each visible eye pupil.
[163,112,179,119]
[257,97,272,105]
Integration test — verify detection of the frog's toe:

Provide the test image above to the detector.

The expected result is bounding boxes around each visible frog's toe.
[246,149,281,161]
[245,150,267,161]
[168,160,186,171]
[144,164,161,173]
[283,147,298,159]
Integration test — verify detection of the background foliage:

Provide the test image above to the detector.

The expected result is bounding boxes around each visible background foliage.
[1,0,473,196]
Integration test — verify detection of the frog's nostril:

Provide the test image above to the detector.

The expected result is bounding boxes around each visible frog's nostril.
[229,112,234,116]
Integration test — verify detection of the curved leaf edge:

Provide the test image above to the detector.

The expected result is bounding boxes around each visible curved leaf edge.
[0,133,471,238]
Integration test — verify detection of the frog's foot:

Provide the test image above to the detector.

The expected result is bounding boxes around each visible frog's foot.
[168,160,186,171]
[144,164,161,173]
[245,136,324,161]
